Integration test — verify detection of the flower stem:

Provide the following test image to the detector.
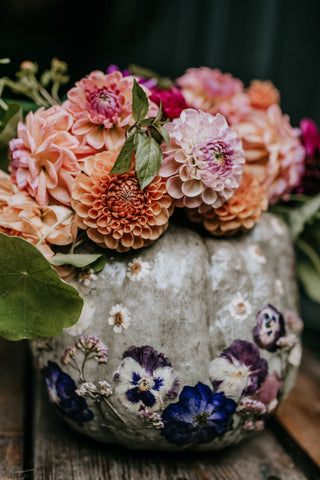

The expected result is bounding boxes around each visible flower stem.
[36,211,74,247]
[103,397,127,424]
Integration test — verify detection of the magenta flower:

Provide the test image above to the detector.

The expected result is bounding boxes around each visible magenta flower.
[160,109,245,211]
[149,86,188,120]
[296,118,320,195]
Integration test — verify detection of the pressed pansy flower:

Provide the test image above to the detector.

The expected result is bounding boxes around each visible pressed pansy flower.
[176,67,250,124]
[227,292,252,321]
[9,106,86,208]
[108,303,131,334]
[253,304,285,352]
[209,340,268,400]
[71,150,174,252]
[247,244,267,264]
[43,361,94,423]
[65,70,158,150]
[253,371,282,413]
[114,345,179,412]
[162,382,237,445]
[160,109,245,211]
[127,257,151,281]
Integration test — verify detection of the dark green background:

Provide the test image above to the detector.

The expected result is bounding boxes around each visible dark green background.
[1,0,320,126]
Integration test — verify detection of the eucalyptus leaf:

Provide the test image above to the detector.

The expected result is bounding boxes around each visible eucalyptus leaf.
[50,252,106,271]
[110,136,134,174]
[135,132,163,190]
[0,233,83,340]
[132,79,148,122]
[298,260,320,303]
[0,102,22,171]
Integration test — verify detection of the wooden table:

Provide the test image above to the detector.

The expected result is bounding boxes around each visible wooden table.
[0,337,319,480]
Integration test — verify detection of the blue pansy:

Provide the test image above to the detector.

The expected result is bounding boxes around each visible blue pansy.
[253,304,285,352]
[43,361,94,423]
[162,382,237,445]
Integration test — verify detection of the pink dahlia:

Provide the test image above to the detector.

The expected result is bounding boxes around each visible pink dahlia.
[233,105,305,203]
[9,106,84,208]
[149,86,188,120]
[296,118,320,195]
[65,70,158,151]
[71,151,174,252]
[160,109,245,210]
[176,67,250,124]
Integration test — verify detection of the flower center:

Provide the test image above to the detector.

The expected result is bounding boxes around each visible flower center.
[86,86,121,124]
[114,312,123,326]
[131,262,142,274]
[197,140,233,185]
[193,412,209,426]
[107,178,144,217]
[137,378,151,392]
[235,302,246,315]
[232,369,244,379]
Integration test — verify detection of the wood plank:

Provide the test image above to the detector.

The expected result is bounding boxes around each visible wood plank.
[0,339,26,480]
[277,348,320,468]
[32,370,311,480]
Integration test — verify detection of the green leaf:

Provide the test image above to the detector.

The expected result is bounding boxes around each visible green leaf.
[152,124,170,146]
[0,102,22,171]
[135,132,163,190]
[0,233,83,340]
[50,253,106,272]
[298,261,320,303]
[132,79,148,122]
[110,136,134,174]
[289,194,320,240]
[154,101,163,123]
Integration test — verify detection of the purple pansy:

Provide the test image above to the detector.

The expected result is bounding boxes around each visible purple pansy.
[253,304,285,352]
[162,382,237,445]
[43,361,94,423]
[209,340,268,400]
[114,346,179,412]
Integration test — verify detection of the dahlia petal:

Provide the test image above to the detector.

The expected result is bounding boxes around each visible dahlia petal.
[201,188,218,205]
[159,157,180,177]
[166,176,184,199]
[181,179,203,197]
[87,126,105,150]
[72,117,93,136]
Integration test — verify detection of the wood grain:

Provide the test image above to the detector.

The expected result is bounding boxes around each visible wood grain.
[277,349,320,468]
[32,371,311,480]
[0,339,26,480]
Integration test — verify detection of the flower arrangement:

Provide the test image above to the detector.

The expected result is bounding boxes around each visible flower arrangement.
[0,59,318,342]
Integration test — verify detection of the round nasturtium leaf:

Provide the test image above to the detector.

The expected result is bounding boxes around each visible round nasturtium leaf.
[0,233,83,341]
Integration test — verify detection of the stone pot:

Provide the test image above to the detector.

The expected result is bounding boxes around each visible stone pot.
[31,212,303,451]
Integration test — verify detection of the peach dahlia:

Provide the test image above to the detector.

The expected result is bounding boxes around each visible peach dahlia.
[71,151,174,252]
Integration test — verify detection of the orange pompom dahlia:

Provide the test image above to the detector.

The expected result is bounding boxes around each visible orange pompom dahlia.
[71,151,174,252]
[188,171,268,236]
[247,80,280,110]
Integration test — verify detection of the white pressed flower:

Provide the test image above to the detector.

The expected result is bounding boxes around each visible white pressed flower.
[275,278,284,296]
[270,216,286,235]
[228,292,252,321]
[209,357,250,401]
[78,268,98,287]
[98,380,113,397]
[108,304,131,334]
[288,341,302,367]
[247,244,267,264]
[127,258,151,281]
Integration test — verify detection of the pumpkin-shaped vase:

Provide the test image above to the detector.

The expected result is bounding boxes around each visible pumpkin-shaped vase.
[31,212,303,451]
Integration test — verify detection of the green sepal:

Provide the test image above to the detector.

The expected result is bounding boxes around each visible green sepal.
[0,233,83,340]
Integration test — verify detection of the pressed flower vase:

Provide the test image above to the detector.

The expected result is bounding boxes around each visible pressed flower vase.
[31,213,303,451]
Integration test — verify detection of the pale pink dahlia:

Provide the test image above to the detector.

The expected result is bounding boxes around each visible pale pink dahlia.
[176,67,250,124]
[233,105,305,203]
[65,70,158,151]
[9,106,83,208]
[160,109,245,210]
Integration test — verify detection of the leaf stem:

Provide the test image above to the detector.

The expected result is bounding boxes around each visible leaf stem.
[36,211,74,247]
